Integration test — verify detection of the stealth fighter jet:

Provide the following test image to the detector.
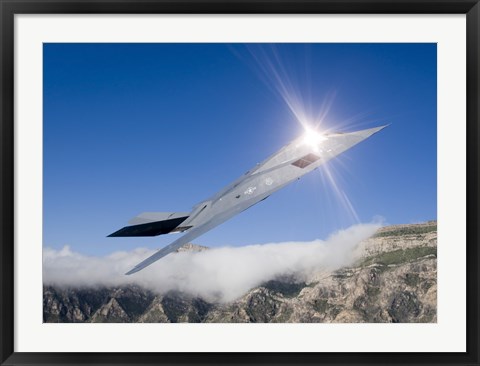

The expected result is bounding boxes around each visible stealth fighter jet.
[109,125,386,275]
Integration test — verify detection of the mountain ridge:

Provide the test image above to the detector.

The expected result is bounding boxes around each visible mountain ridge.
[44,221,437,323]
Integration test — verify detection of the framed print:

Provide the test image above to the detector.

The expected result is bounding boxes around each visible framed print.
[1,1,479,365]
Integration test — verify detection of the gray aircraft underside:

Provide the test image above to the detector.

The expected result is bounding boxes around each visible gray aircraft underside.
[108,125,386,275]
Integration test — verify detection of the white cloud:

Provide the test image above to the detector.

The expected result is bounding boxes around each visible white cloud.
[43,222,380,302]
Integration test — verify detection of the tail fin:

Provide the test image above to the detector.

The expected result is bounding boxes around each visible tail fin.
[108,212,191,237]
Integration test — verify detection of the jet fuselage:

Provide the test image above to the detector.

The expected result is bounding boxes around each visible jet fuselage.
[109,125,386,274]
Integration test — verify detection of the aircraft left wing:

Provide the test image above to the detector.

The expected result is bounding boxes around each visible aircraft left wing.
[108,212,191,237]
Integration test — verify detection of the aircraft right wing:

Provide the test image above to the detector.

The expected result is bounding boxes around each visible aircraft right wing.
[125,213,231,275]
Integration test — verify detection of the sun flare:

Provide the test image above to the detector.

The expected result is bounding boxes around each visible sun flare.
[302,126,328,150]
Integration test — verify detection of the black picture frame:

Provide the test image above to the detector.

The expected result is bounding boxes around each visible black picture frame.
[1,1,479,365]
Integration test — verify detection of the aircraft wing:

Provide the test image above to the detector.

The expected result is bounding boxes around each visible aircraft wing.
[125,214,230,275]
[108,213,190,237]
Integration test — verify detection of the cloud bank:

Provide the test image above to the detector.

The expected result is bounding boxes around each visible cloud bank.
[43,222,380,302]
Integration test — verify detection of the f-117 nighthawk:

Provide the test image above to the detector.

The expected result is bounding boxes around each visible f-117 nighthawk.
[109,125,386,275]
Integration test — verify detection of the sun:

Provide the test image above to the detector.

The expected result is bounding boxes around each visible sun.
[302,126,328,151]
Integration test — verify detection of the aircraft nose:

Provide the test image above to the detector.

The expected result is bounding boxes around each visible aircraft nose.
[359,125,388,137]
[351,125,388,139]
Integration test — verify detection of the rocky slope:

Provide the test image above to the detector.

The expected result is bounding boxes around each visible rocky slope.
[44,221,437,323]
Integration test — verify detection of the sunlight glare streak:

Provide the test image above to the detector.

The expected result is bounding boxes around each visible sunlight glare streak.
[232,44,365,228]
[301,126,328,152]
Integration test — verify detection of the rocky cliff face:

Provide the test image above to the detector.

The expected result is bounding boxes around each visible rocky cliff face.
[43,221,436,323]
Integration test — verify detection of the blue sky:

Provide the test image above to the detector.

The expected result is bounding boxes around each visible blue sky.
[43,43,436,256]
